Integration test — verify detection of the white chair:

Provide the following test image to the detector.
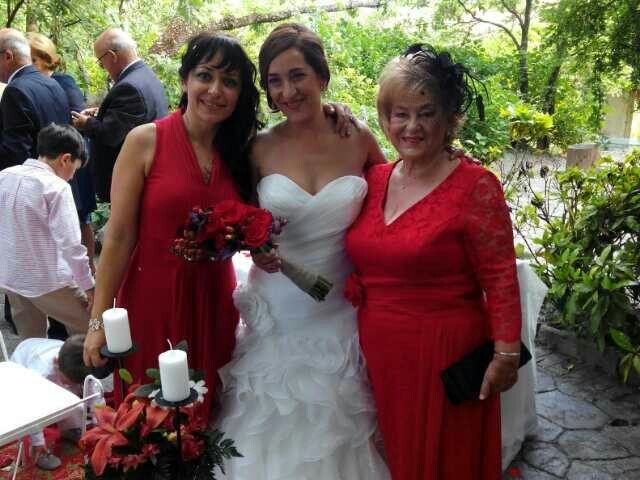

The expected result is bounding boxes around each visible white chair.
[500,260,548,469]
[0,329,9,362]
[0,331,102,479]
[81,374,106,435]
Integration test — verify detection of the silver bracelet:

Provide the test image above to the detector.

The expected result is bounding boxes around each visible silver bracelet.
[494,351,520,357]
[88,317,104,332]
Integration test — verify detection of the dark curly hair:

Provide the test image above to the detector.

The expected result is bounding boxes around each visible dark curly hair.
[378,44,483,145]
[179,33,263,200]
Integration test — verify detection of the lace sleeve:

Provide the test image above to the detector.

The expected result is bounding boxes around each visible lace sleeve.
[463,172,522,342]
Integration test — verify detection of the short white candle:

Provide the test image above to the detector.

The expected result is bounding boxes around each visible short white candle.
[102,308,133,354]
[158,349,190,402]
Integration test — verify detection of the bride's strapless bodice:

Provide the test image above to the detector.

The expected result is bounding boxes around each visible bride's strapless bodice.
[242,174,367,336]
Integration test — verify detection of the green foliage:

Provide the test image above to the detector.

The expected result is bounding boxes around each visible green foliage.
[610,328,640,383]
[501,102,554,147]
[526,151,640,380]
[548,0,640,89]
[90,202,111,254]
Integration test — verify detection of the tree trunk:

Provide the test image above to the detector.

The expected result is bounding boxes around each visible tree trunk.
[518,48,529,98]
[151,0,384,55]
[537,42,567,150]
[25,0,37,32]
[518,0,533,98]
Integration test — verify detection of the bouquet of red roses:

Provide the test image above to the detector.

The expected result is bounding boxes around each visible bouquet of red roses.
[171,200,333,301]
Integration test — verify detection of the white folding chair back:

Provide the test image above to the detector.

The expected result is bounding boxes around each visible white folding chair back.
[81,375,105,435]
[0,329,9,362]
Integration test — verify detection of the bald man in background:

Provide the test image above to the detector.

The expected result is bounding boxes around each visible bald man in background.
[72,28,168,202]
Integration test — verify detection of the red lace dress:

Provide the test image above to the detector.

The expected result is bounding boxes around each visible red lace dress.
[346,157,521,480]
[116,111,240,420]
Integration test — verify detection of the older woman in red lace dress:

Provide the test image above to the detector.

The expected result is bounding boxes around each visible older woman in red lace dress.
[346,45,522,479]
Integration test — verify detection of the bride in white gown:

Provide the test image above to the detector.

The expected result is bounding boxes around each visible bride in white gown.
[215,24,390,479]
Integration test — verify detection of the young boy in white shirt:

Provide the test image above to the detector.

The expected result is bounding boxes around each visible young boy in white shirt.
[0,123,94,338]
[10,334,112,470]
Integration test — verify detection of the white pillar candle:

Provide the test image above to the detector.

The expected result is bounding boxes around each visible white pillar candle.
[102,307,133,353]
[158,349,190,402]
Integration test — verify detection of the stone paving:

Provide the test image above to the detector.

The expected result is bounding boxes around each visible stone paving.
[3,291,640,479]
[506,339,640,480]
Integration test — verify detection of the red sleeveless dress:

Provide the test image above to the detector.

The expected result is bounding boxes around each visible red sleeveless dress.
[346,158,522,479]
[117,111,240,420]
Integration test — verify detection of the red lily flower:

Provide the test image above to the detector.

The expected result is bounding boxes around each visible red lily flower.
[80,400,145,475]
[140,403,171,438]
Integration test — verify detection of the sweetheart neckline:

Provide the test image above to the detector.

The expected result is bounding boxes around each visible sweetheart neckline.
[258,173,365,197]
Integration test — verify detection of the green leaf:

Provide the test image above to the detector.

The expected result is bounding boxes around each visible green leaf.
[146,368,161,380]
[119,368,133,385]
[175,340,189,352]
[133,383,156,397]
[620,355,633,383]
[595,245,613,266]
[565,292,581,322]
[633,356,640,377]
[610,328,634,352]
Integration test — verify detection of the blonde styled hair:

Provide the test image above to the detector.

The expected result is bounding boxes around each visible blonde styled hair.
[377,46,474,145]
[26,32,60,71]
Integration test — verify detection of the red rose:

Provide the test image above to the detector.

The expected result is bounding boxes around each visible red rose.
[242,209,273,249]
[212,200,247,226]
[344,272,364,308]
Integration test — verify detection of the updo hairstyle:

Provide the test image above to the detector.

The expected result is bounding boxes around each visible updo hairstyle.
[377,44,477,145]
[26,32,61,71]
[258,23,330,111]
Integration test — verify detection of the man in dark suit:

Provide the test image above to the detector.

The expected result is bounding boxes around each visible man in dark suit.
[72,28,168,202]
[0,28,71,170]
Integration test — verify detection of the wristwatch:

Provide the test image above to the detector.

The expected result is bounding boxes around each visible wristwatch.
[88,317,104,332]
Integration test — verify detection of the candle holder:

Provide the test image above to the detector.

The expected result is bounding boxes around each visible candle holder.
[100,343,138,403]
[155,388,199,474]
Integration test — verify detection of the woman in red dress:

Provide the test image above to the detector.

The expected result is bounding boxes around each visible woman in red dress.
[82,34,262,420]
[345,45,522,479]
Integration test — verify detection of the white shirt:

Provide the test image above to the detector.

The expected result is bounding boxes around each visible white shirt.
[7,64,29,84]
[0,159,94,296]
[117,59,141,80]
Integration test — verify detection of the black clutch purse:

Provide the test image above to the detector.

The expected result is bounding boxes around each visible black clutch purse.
[440,341,532,405]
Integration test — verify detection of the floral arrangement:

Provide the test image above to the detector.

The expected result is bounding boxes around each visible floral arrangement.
[81,342,240,479]
[171,200,333,301]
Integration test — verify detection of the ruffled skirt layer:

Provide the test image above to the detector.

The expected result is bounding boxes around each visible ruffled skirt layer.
[215,285,390,480]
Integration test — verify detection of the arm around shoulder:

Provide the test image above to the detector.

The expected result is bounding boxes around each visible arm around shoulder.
[362,124,387,167]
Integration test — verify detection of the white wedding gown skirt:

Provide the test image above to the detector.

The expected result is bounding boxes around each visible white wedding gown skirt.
[216,175,390,480]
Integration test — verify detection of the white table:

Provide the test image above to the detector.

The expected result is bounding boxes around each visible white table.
[0,361,94,479]
[500,260,547,469]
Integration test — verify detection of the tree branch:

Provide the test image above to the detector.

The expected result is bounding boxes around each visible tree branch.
[150,0,384,55]
[499,0,523,29]
[6,0,26,27]
[456,0,520,49]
